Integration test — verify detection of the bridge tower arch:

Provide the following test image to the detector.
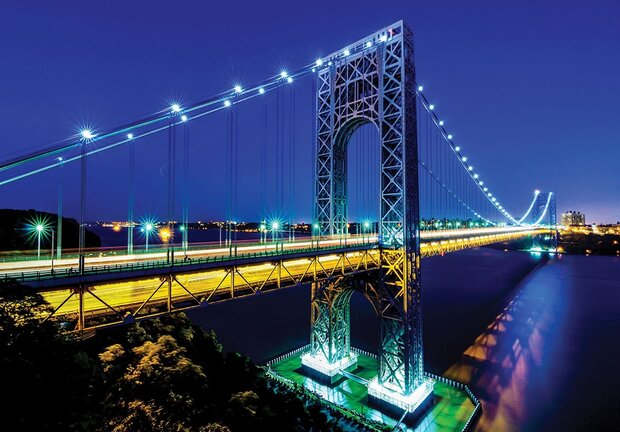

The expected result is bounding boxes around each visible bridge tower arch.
[309,21,430,405]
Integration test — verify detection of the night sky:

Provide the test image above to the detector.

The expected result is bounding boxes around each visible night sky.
[1,0,618,223]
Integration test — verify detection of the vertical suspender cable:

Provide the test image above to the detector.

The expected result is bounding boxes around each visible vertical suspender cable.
[56,159,63,259]
[128,136,135,254]
[182,120,189,252]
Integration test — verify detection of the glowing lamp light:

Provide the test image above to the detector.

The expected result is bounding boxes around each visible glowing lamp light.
[363,221,370,228]
[287,76,293,83]
[171,104,182,113]
[379,34,388,42]
[315,58,323,67]
[271,221,280,230]
[468,166,474,171]
[462,156,467,162]
[36,224,44,233]
[418,85,424,92]
[280,70,288,79]
[313,223,319,229]
[181,115,188,122]
[535,189,541,195]
[343,48,351,56]
[455,146,460,152]
[447,134,453,139]
[429,104,435,110]
[479,181,484,185]
[57,157,63,162]
[80,129,94,140]
[474,174,479,179]
[439,120,444,126]
[234,85,242,93]
[127,133,134,139]
[488,193,492,197]
[258,87,265,94]
[484,187,488,191]
[224,100,232,107]
[145,223,153,232]
[365,41,372,48]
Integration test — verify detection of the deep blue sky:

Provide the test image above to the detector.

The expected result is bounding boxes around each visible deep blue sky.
[1,0,618,223]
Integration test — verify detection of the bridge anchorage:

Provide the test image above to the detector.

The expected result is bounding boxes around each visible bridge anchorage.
[299,20,434,419]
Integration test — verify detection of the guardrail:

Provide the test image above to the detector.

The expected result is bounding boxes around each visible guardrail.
[1,241,379,283]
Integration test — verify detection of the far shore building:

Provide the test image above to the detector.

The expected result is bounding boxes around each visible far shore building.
[561,210,586,226]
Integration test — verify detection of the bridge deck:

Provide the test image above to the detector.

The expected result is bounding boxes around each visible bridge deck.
[0,227,547,330]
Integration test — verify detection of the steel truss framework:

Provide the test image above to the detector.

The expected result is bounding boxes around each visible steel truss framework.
[40,249,380,331]
[312,21,424,395]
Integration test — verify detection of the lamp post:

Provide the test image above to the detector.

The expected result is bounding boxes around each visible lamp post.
[35,224,44,259]
[363,221,371,243]
[271,221,279,244]
[144,223,154,251]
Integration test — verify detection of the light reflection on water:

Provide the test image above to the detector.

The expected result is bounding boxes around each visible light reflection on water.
[444,254,620,431]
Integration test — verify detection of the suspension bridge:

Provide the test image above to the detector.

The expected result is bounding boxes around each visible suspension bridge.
[0,20,556,426]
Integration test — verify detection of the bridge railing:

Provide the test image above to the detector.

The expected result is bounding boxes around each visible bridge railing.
[0,240,379,283]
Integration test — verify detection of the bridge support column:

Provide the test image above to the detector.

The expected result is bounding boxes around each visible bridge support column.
[302,279,358,383]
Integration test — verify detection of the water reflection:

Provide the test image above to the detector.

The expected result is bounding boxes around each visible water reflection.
[444,256,569,431]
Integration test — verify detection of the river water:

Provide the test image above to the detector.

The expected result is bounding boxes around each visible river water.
[186,247,620,431]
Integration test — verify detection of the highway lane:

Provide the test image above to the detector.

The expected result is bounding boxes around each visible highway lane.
[0,226,542,277]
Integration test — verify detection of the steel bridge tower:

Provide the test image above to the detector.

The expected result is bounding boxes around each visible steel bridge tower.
[531,191,558,251]
[305,21,433,411]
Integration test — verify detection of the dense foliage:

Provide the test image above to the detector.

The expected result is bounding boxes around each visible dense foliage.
[0,284,340,431]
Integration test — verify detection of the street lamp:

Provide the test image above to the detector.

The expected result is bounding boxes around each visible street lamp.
[271,220,280,243]
[144,223,154,251]
[35,224,44,259]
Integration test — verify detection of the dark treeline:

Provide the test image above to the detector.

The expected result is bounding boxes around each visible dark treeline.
[0,209,100,251]
[0,283,348,431]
